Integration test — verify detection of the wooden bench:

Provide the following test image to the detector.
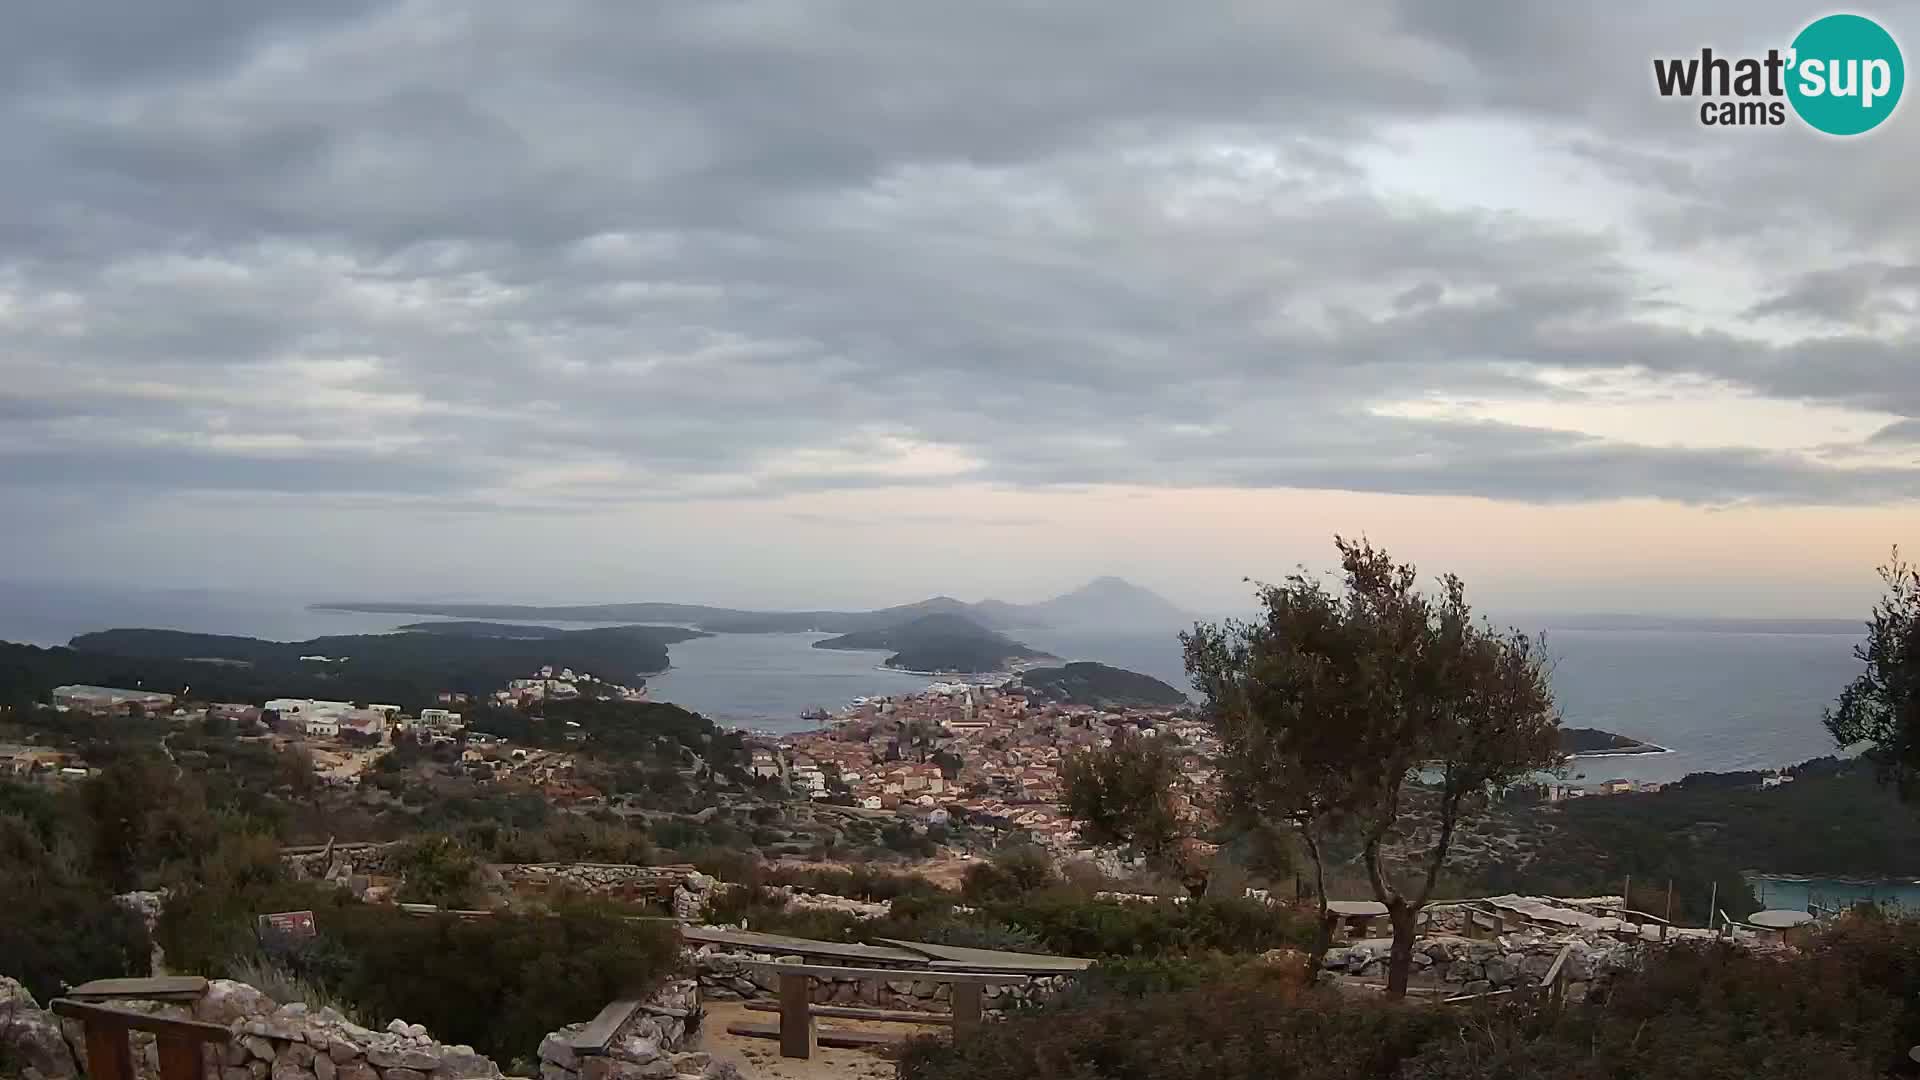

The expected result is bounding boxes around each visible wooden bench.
[51,1000,230,1080]
[65,977,209,1004]
[725,963,1029,1059]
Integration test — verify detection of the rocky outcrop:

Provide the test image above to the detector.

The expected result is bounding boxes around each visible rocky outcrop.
[691,948,1069,1015]
[0,977,78,1080]
[670,875,713,922]
[537,981,736,1080]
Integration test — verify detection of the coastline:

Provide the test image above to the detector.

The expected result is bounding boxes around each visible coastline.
[874,662,1010,680]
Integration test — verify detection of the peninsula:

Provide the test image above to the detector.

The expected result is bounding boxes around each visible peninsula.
[1560,726,1669,756]
[1013,661,1190,709]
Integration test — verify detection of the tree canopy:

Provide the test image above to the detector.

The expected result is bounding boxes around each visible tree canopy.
[1825,548,1920,799]
[1183,537,1563,995]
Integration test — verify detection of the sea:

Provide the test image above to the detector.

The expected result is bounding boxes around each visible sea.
[3,580,1899,902]
[0,581,1868,784]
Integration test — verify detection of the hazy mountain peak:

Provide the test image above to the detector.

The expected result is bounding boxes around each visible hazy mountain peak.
[1024,576,1190,627]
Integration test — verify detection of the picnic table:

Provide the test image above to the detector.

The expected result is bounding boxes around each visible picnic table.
[1324,900,1390,939]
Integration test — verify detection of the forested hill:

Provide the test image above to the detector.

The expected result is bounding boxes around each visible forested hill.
[1014,662,1190,708]
[0,624,704,710]
[811,613,1053,673]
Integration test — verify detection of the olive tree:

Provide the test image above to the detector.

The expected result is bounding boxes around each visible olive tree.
[1061,730,1212,897]
[1185,537,1562,996]
[1826,548,1920,798]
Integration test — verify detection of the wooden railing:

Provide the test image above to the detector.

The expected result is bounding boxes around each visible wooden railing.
[727,963,1029,1060]
[1538,942,1575,1004]
[50,1000,230,1080]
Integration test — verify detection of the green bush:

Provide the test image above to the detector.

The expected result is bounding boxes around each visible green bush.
[960,847,1059,903]
[900,978,1446,1080]
[302,901,681,1064]
[392,835,484,908]
[0,814,151,1002]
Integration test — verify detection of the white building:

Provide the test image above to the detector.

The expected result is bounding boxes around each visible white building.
[417,708,464,731]
[266,698,352,718]
[51,685,175,712]
[304,716,340,738]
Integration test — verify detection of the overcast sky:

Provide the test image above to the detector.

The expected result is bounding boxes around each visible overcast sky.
[3,1,1917,617]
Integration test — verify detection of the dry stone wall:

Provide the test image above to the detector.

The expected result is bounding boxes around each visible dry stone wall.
[1,977,503,1080]
[1324,933,1638,1002]
[691,946,1070,1016]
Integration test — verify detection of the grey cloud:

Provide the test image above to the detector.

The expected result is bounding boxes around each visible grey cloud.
[1870,419,1920,445]
[0,0,1916,521]
[1744,263,1920,326]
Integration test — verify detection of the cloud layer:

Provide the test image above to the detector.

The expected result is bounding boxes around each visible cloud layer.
[4,0,1918,526]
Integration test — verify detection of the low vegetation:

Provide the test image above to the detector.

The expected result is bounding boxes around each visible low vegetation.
[902,918,1920,1080]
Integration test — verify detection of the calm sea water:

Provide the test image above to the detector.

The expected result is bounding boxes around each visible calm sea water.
[0,583,1866,783]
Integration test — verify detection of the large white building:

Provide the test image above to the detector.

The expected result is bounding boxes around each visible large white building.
[265,698,352,718]
[51,685,175,713]
[416,708,464,731]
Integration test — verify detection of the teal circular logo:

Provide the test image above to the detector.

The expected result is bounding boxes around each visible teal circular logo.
[1787,14,1904,135]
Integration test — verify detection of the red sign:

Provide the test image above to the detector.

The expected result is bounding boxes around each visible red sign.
[257,910,317,939]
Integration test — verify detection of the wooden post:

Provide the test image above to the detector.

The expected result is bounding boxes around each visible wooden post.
[777,971,814,1060]
[1623,875,1631,917]
[156,1033,204,1080]
[950,982,983,1040]
[1708,881,1717,932]
[83,1021,135,1080]
[1665,881,1673,923]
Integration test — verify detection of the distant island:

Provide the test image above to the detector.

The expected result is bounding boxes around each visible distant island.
[811,613,1054,674]
[0,623,710,710]
[1560,727,1669,756]
[313,576,1191,633]
[1012,661,1190,709]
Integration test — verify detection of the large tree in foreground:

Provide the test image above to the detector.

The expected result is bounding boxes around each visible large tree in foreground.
[1185,537,1562,997]
[1826,549,1920,798]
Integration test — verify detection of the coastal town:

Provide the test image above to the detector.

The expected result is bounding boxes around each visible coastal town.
[3,668,1762,863]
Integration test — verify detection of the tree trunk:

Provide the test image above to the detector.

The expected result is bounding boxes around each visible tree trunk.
[1301,829,1333,983]
[1384,902,1418,998]
[1306,907,1335,983]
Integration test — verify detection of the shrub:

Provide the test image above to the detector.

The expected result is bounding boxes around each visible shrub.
[392,835,484,908]
[903,918,1920,1080]
[0,814,150,1003]
[226,953,363,1024]
[305,900,682,1064]
[960,847,1060,903]
[983,892,1314,958]
[900,979,1449,1080]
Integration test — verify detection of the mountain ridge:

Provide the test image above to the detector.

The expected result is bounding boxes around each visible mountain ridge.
[313,577,1191,632]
